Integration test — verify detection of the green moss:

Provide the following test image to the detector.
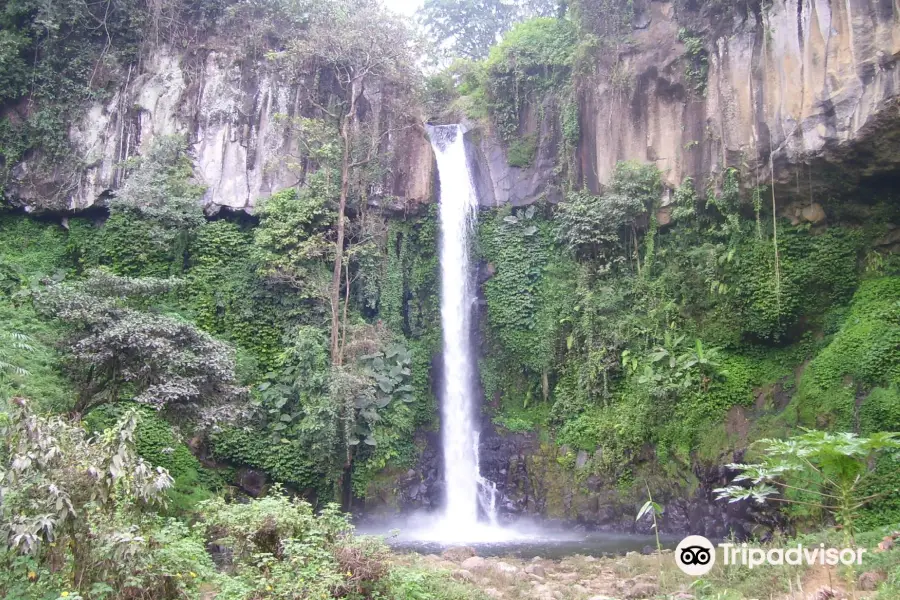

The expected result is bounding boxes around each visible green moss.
[0,215,69,282]
[210,426,332,499]
[0,300,71,412]
[790,277,900,429]
[507,134,537,168]
[84,404,219,512]
[184,220,284,371]
[729,227,863,342]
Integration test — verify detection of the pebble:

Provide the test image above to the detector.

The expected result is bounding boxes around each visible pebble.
[623,582,660,599]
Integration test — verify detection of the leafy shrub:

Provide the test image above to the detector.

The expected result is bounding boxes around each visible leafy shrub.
[254,187,335,297]
[33,270,242,417]
[557,392,652,473]
[84,404,219,513]
[556,161,660,264]
[483,17,576,140]
[0,399,215,599]
[210,426,326,494]
[201,488,389,599]
[677,28,708,95]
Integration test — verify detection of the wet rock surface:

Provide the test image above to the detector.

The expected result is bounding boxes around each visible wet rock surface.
[364,415,781,539]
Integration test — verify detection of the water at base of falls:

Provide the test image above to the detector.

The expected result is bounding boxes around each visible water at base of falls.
[425,123,503,542]
[357,126,667,554]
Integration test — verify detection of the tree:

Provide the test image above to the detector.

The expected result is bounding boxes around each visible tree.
[33,270,241,417]
[420,0,561,61]
[257,322,415,505]
[112,135,206,238]
[278,0,422,368]
[253,187,335,298]
[556,161,661,268]
[104,135,206,274]
[556,190,646,265]
[0,398,217,599]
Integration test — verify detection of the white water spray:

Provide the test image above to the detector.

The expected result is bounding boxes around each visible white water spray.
[428,124,499,536]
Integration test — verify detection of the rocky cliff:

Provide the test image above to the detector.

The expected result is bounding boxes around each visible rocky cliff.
[596,0,900,190]
[465,0,900,215]
[8,0,900,216]
[9,43,434,214]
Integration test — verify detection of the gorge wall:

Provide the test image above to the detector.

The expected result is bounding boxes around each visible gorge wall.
[8,43,433,214]
[467,0,900,218]
[8,0,900,216]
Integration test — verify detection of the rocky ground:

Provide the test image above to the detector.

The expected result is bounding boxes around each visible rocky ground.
[395,545,889,600]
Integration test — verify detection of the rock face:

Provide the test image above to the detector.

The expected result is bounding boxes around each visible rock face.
[470,418,782,538]
[11,1,900,213]
[463,97,565,208]
[11,43,433,214]
[579,0,900,195]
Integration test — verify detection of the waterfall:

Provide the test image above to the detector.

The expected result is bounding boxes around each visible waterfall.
[428,124,497,532]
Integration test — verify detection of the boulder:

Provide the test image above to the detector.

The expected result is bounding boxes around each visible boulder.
[441,546,476,562]
[461,556,488,571]
[451,569,475,583]
[858,571,886,591]
[492,561,519,576]
[525,564,546,577]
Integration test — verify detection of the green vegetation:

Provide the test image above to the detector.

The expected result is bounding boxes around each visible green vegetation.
[717,430,900,539]
[1,0,899,598]
[483,17,576,141]
[677,28,709,95]
[0,401,476,600]
[476,153,899,528]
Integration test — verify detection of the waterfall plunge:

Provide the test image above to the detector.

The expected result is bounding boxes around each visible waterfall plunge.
[428,125,499,536]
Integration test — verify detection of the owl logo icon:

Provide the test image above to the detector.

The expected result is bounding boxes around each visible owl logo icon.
[675,535,716,576]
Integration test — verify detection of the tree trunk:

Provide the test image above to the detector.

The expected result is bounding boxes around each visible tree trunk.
[330,79,359,366]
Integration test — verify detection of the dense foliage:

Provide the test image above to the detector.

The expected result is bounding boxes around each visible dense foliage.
[472,152,900,534]
[1,0,899,597]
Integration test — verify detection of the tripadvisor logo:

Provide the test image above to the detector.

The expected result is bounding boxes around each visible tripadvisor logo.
[675,535,868,577]
[675,535,716,576]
